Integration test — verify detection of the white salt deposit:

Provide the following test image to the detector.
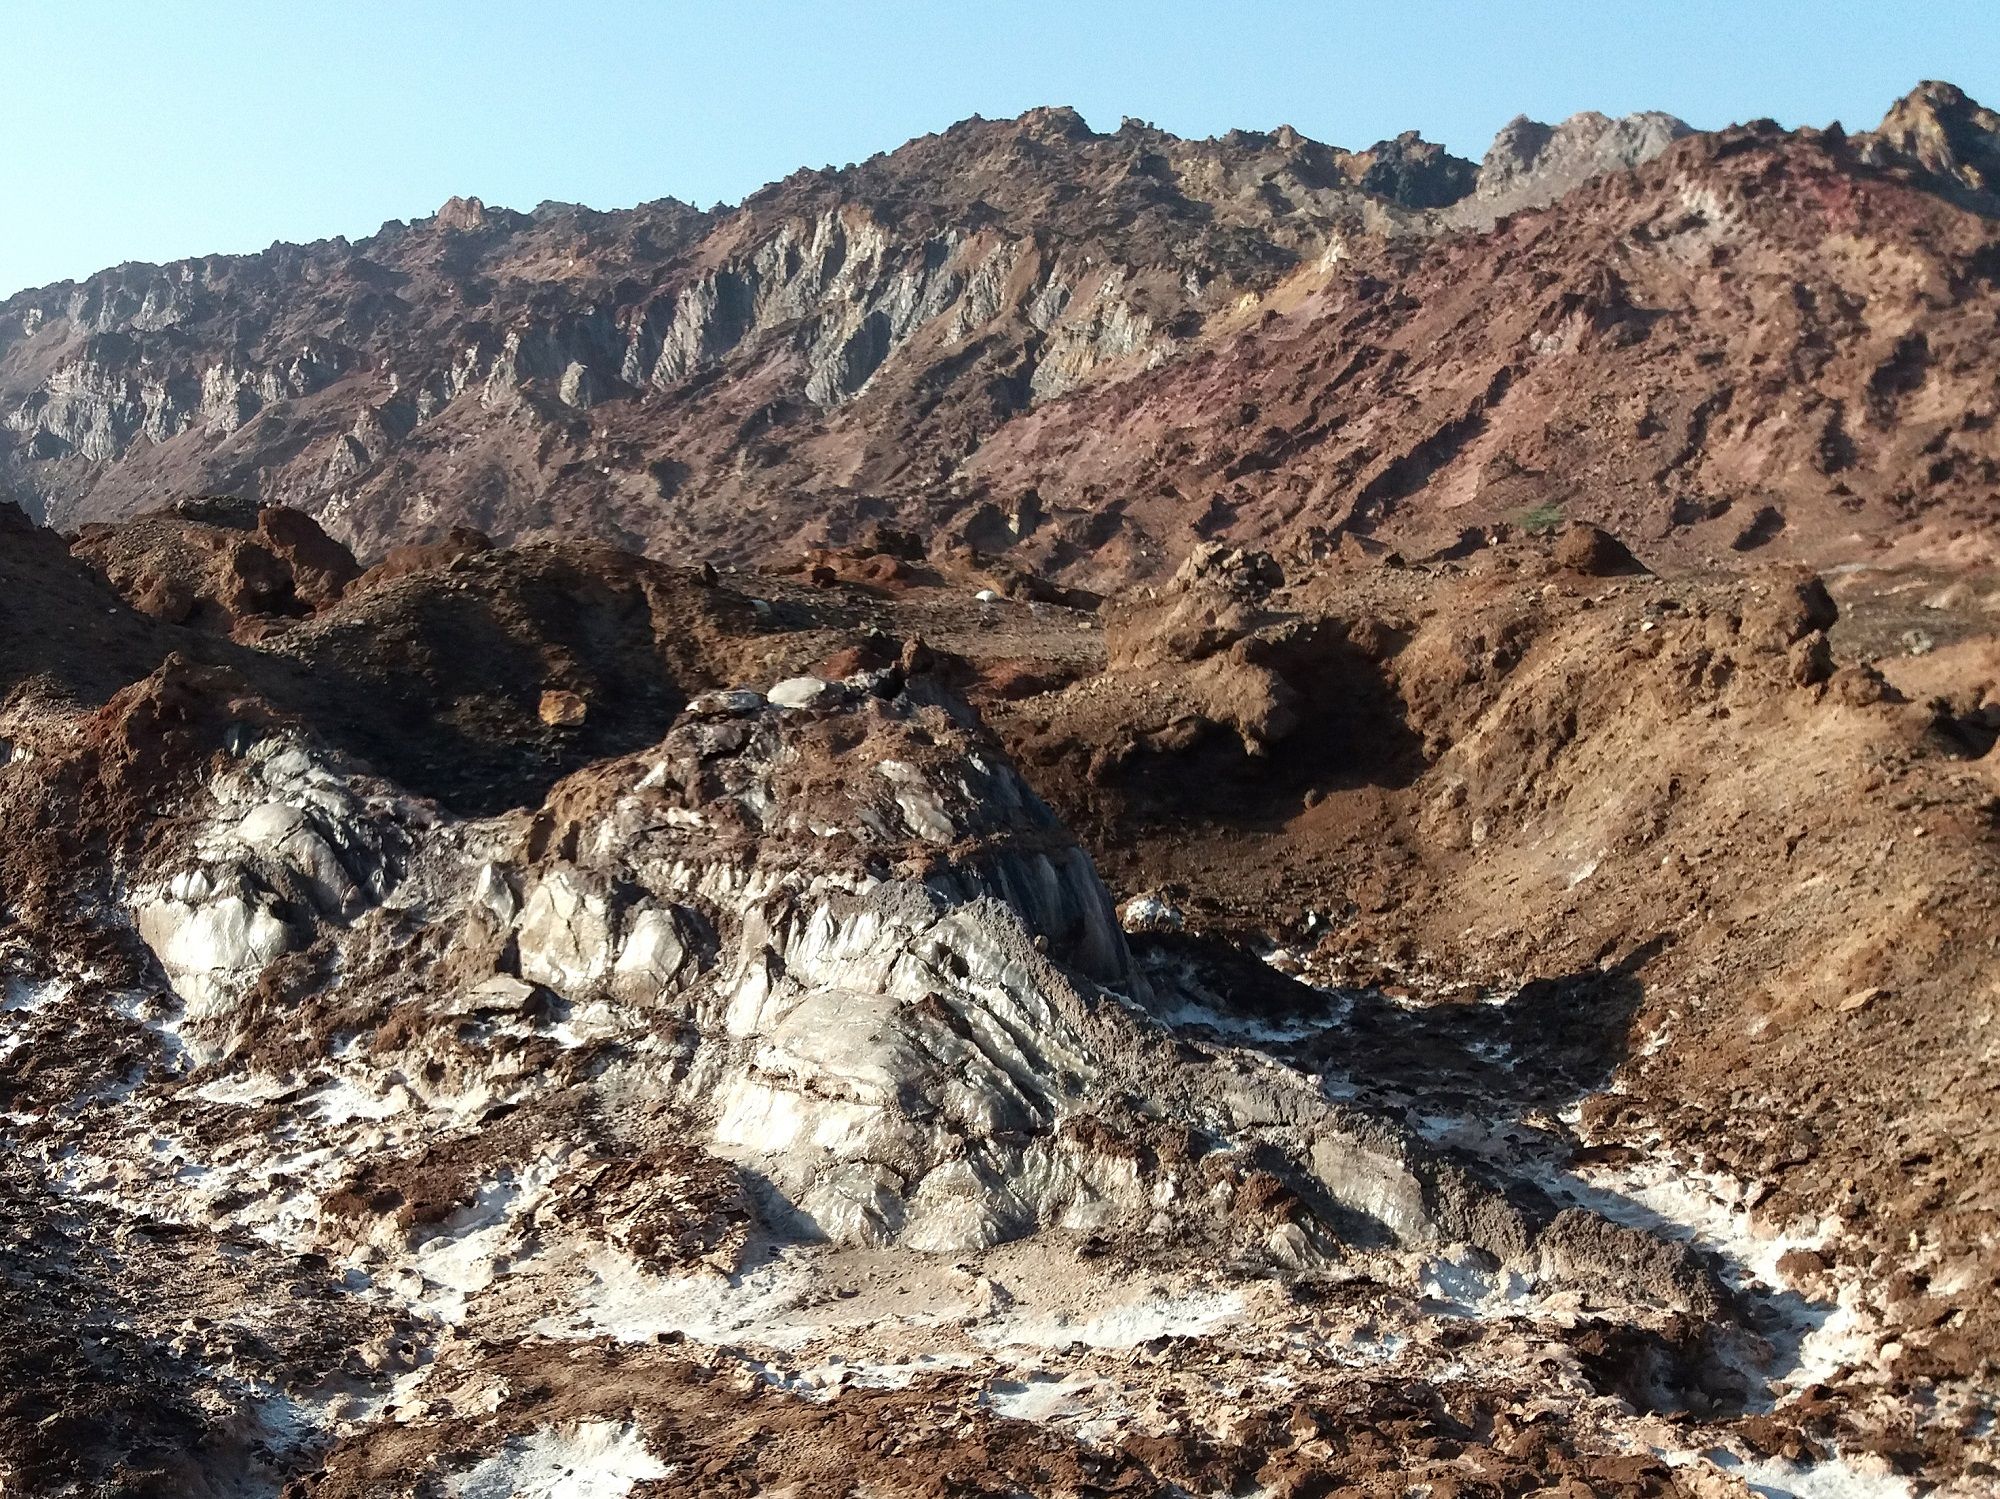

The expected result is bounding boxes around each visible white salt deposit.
[1658,1444,1916,1499]
[450,1421,668,1499]
[978,1288,1245,1349]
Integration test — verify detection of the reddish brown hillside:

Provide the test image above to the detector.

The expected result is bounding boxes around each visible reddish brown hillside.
[1,87,1994,590]
[963,118,2000,581]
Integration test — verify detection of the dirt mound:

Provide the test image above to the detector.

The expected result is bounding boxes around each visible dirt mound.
[21,507,781,816]
[1018,545,1418,834]
[18,648,1742,1490]
[1554,520,1647,576]
[265,542,768,813]
[0,501,184,713]
[352,524,496,591]
[71,499,361,636]
[993,540,2000,1468]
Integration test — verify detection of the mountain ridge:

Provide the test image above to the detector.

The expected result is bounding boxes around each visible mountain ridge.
[1,85,1992,584]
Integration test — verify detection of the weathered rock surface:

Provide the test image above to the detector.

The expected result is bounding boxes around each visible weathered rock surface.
[2,80,2000,1497]
[6,86,1998,588]
[0,109,1471,566]
[1863,78,2000,208]
[1447,108,1695,228]
[72,496,361,635]
[11,514,1910,1494]
[965,93,2000,583]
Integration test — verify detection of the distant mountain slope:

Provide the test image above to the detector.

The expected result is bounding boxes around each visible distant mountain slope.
[964,105,2000,578]
[2,85,1993,580]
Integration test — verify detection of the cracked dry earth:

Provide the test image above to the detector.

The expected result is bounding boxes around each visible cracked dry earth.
[2,513,1998,1498]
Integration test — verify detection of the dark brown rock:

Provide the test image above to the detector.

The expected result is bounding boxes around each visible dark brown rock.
[1553,522,1646,577]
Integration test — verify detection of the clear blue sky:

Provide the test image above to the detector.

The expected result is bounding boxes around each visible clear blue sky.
[3,1,1993,298]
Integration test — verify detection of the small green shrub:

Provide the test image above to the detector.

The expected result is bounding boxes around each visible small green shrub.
[1516,501,1565,534]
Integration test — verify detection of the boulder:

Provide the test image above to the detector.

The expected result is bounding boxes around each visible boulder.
[1788,633,1835,687]
[768,675,836,710]
[1553,522,1647,577]
[1743,571,1839,650]
[255,507,361,607]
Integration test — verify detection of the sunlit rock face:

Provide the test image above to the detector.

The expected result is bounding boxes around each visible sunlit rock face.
[0,106,1482,563]
[5,494,1976,1493]
[120,676,1159,1253]
[116,665,1734,1305]
[1442,108,1694,229]
[5,69,2000,1494]
[133,736,417,1033]
[468,676,1154,1252]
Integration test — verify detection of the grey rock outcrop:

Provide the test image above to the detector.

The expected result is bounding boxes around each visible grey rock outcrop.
[117,668,1726,1311]
[134,736,416,1035]
[1447,109,1694,228]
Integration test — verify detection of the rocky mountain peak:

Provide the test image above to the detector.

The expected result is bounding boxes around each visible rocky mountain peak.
[432,193,492,233]
[1454,107,1693,226]
[1013,103,1094,142]
[1870,78,2000,195]
[1484,112,1558,174]
[1345,129,1479,208]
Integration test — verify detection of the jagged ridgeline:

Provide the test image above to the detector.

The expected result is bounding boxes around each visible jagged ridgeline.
[5,85,1998,586]
[0,105,1554,557]
[8,86,1996,585]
